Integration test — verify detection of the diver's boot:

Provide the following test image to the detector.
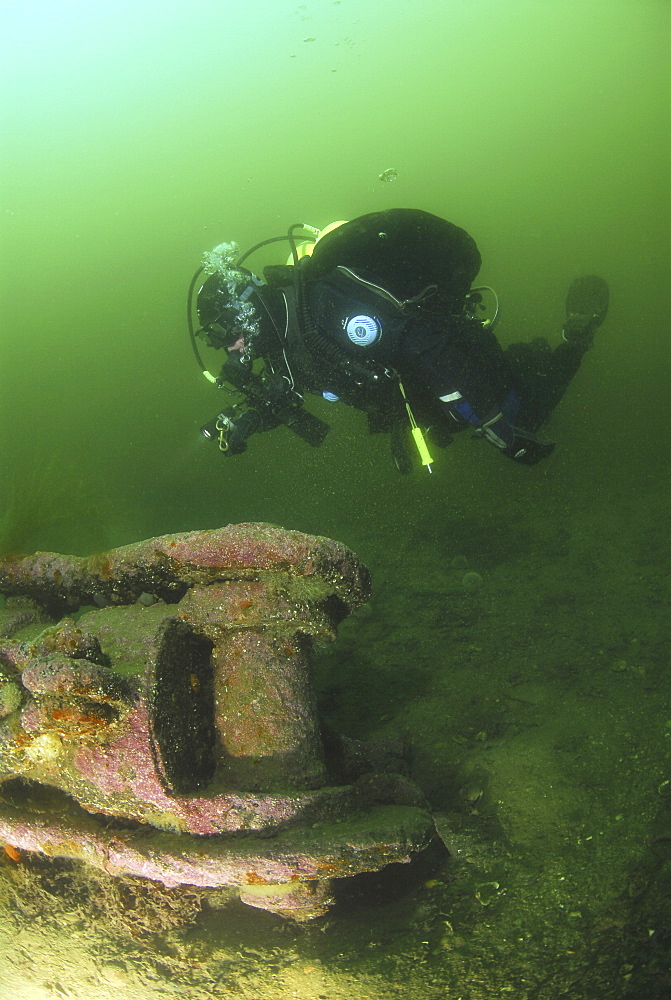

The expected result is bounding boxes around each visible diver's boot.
[562,275,609,348]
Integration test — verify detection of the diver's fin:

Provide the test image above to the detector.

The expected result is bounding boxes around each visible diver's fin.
[562,275,609,346]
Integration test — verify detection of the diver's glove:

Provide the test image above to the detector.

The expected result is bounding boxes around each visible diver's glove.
[227,409,264,454]
[480,410,555,465]
[502,431,555,465]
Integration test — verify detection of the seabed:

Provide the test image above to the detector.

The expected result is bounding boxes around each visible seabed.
[0,486,668,1000]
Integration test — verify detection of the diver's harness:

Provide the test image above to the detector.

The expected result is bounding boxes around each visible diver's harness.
[188,224,499,472]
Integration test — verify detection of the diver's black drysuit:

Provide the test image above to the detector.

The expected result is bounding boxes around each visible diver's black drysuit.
[207,209,593,467]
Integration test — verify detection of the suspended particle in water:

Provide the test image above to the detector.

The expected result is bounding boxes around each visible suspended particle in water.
[378,167,398,183]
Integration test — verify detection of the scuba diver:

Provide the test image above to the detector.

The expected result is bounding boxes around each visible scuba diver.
[187,208,609,472]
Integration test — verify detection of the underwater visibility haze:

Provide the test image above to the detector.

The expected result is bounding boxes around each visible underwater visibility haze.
[0,1,670,998]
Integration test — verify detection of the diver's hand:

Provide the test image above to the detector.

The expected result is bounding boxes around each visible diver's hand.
[502,433,555,465]
[480,411,555,465]
[227,409,263,454]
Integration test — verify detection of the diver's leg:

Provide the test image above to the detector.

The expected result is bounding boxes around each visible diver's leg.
[507,276,609,431]
[522,340,588,429]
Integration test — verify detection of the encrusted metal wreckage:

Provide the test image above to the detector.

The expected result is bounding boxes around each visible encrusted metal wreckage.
[0,523,435,919]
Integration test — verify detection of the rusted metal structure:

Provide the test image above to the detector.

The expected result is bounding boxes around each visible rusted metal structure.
[0,523,434,919]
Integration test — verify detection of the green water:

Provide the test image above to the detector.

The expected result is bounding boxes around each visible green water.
[0,1,670,998]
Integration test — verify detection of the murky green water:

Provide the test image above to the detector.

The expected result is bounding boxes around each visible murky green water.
[1,1,669,998]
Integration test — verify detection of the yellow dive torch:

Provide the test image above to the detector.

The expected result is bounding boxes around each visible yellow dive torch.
[398,380,434,473]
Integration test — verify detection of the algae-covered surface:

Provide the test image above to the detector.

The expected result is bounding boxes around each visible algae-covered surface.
[0,0,669,997]
[0,479,669,999]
